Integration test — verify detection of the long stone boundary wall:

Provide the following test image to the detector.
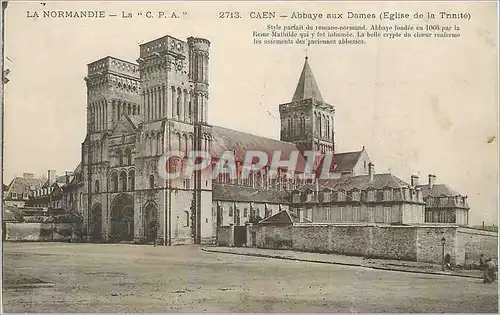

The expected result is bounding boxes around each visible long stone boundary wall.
[457,227,498,267]
[253,223,498,266]
[4,222,80,242]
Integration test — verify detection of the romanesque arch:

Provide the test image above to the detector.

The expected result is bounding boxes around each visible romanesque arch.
[110,194,135,242]
[143,203,158,243]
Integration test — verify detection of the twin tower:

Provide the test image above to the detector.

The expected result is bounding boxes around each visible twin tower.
[81,34,336,244]
[84,34,336,155]
[84,35,210,135]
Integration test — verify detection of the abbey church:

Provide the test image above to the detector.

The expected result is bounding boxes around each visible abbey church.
[58,33,469,245]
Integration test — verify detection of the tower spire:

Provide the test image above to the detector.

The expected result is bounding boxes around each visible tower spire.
[291,56,323,102]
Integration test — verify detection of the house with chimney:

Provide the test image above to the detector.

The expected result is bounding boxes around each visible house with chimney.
[26,169,81,212]
[290,163,426,224]
[3,173,45,208]
[414,174,470,225]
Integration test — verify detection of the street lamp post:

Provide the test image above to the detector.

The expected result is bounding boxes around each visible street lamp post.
[441,237,446,271]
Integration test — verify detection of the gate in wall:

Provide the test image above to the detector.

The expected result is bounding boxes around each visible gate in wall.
[234,226,247,247]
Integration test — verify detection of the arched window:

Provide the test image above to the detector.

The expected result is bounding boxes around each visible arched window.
[128,170,135,191]
[183,134,188,153]
[118,150,123,166]
[120,171,127,191]
[126,149,132,165]
[171,86,176,116]
[183,89,189,121]
[188,100,193,123]
[95,180,100,193]
[110,172,118,192]
[318,115,322,136]
[185,211,190,227]
[176,88,181,117]
[149,174,155,189]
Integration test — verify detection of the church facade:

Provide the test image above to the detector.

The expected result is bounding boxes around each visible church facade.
[73,33,469,246]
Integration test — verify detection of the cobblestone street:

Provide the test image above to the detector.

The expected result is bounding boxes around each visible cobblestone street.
[2,243,498,313]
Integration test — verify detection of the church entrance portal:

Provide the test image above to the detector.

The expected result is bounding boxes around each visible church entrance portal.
[110,194,135,242]
[144,204,158,243]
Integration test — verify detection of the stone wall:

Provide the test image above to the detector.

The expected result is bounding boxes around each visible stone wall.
[254,223,470,264]
[457,227,498,267]
[5,223,79,242]
[369,226,418,260]
[256,225,294,250]
[416,225,458,264]
[217,226,232,246]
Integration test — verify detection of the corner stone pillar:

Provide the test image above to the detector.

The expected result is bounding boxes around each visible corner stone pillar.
[229,224,235,247]
[245,222,253,247]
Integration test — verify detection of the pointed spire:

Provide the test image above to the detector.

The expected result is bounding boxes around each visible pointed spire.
[292,56,323,102]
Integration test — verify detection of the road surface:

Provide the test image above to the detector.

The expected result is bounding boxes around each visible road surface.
[2,243,498,313]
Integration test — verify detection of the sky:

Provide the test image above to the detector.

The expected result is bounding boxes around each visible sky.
[3,1,498,225]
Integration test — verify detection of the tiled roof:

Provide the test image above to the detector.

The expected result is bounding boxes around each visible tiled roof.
[295,182,330,192]
[211,125,307,171]
[212,184,288,204]
[294,173,409,192]
[74,162,82,174]
[5,176,45,197]
[259,210,311,225]
[292,57,323,102]
[333,173,409,190]
[334,150,362,172]
[55,175,68,184]
[319,173,408,191]
[417,184,462,197]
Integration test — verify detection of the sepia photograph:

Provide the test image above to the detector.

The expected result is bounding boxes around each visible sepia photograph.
[1,1,498,313]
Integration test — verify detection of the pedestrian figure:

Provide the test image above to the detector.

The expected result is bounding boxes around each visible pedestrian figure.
[483,258,496,284]
[479,254,487,270]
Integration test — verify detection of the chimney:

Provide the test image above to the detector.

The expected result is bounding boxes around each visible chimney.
[47,170,56,184]
[428,174,436,189]
[23,173,34,178]
[368,163,374,183]
[411,175,419,187]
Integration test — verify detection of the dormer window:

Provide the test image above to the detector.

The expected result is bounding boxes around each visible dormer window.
[323,191,331,202]
[352,191,360,201]
[402,188,409,200]
[306,191,313,202]
[338,191,346,201]
[292,192,300,203]
[383,189,393,201]
[367,190,375,201]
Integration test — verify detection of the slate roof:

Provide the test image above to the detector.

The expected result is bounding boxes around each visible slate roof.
[334,150,362,172]
[211,125,307,171]
[212,184,289,204]
[4,176,45,198]
[295,182,330,192]
[417,184,462,197]
[259,210,311,225]
[295,173,410,192]
[292,57,323,102]
[333,173,409,190]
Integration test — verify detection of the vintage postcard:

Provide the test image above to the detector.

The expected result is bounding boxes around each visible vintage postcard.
[1,0,498,313]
